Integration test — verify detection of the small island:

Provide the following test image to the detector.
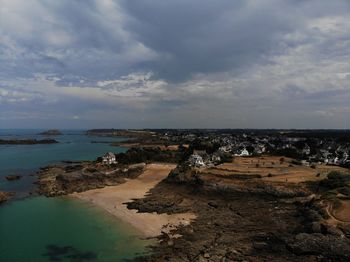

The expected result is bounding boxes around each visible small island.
[5,175,22,181]
[0,139,58,145]
[39,129,62,136]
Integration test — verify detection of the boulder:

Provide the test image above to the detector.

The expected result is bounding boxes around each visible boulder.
[287,233,350,261]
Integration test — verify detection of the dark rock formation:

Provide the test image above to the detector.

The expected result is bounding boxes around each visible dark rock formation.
[5,175,22,181]
[36,163,145,197]
[129,164,350,261]
[287,233,350,261]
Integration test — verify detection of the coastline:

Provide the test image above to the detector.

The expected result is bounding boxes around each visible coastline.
[71,163,196,238]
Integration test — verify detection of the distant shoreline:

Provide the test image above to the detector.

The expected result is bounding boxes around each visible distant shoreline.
[0,139,58,145]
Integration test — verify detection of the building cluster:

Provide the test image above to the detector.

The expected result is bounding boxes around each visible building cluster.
[161,131,350,168]
[187,150,222,167]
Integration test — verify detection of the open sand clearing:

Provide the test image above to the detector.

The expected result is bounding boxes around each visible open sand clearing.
[72,163,196,237]
[332,200,350,223]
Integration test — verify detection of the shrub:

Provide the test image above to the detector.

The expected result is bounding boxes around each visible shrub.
[319,171,350,189]
[220,152,233,163]
[291,160,302,166]
[327,171,350,181]
[338,186,350,196]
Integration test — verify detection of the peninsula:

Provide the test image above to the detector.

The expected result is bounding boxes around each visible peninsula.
[35,129,350,261]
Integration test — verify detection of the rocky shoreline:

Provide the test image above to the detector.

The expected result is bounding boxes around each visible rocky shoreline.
[36,161,145,197]
[128,167,350,261]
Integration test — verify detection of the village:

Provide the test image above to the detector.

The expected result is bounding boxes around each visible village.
[154,130,350,168]
[89,129,350,171]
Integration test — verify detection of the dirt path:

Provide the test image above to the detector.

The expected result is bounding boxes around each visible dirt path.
[327,200,350,224]
[72,163,196,237]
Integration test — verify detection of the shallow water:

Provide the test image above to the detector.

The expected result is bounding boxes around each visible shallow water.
[0,129,149,261]
[0,197,149,262]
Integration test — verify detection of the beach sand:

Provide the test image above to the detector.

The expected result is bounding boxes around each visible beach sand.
[72,163,196,237]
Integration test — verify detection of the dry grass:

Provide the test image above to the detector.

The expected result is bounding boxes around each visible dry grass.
[202,156,348,184]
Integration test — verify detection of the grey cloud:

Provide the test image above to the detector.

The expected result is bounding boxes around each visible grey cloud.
[120,0,350,82]
[1,0,350,128]
[121,0,291,81]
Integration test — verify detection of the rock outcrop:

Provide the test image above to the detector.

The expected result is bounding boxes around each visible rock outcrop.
[36,162,145,196]
[287,233,350,261]
[129,163,350,261]
[0,191,13,204]
[5,175,22,181]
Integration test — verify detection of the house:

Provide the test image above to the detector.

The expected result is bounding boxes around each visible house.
[240,148,250,156]
[188,154,205,167]
[210,153,221,164]
[302,144,311,155]
[102,152,117,164]
[234,148,250,157]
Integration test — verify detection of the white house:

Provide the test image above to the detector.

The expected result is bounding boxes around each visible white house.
[102,152,117,164]
[240,148,250,156]
[302,144,311,155]
[234,148,250,157]
[188,154,205,167]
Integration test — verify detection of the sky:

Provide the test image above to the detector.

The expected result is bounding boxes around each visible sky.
[1,0,350,129]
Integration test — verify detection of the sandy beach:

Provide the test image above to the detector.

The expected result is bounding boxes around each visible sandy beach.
[72,163,196,237]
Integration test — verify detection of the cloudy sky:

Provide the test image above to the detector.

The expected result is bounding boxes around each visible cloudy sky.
[1,0,350,129]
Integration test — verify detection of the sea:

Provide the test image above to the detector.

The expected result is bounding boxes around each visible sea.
[0,129,150,262]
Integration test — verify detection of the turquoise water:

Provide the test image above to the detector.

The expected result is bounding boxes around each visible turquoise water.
[0,129,126,195]
[0,197,149,262]
[0,129,150,261]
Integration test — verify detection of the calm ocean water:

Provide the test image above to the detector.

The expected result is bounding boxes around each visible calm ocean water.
[0,129,149,262]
